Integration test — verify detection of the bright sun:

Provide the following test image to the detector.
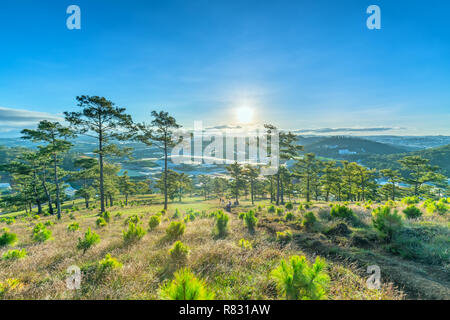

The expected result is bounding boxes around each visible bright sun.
[236,107,254,124]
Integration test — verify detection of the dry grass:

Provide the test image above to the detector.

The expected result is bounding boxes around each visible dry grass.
[0,197,425,300]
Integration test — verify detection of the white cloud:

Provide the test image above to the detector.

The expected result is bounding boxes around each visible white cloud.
[0,106,63,131]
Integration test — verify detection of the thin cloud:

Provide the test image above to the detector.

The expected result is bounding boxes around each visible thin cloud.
[0,106,63,127]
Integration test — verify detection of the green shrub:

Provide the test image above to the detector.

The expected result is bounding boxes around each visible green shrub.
[123,222,146,244]
[44,221,54,227]
[67,222,80,232]
[186,212,196,222]
[33,215,40,220]
[276,230,293,244]
[124,214,140,225]
[402,196,420,205]
[169,241,190,263]
[302,211,317,230]
[330,205,354,221]
[0,228,17,247]
[243,210,258,234]
[238,238,252,249]
[276,207,284,216]
[257,205,263,212]
[166,221,186,240]
[77,228,100,253]
[159,268,214,300]
[285,202,294,210]
[2,249,27,261]
[385,200,396,208]
[69,213,76,220]
[267,205,276,213]
[148,215,161,230]
[436,199,448,215]
[271,255,329,300]
[100,211,111,223]
[238,212,246,220]
[32,223,52,242]
[214,210,229,238]
[96,217,107,228]
[372,206,402,241]
[172,208,181,219]
[5,218,15,225]
[98,253,122,272]
[284,212,295,221]
[403,206,423,219]
[298,203,304,211]
[0,278,22,299]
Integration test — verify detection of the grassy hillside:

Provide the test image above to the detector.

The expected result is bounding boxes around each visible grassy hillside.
[1,196,449,300]
[353,144,450,177]
[303,136,408,158]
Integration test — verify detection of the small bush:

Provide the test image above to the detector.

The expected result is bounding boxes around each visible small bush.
[403,206,423,219]
[44,221,54,227]
[302,212,317,230]
[257,205,263,212]
[33,215,40,220]
[32,223,52,242]
[159,269,214,300]
[67,222,80,232]
[267,205,276,213]
[276,230,293,244]
[98,253,122,272]
[243,210,258,234]
[330,205,354,221]
[0,228,17,247]
[285,202,294,210]
[271,255,329,300]
[100,211,111,223]
[148,215,161,230]
[124,214,140,226]
[0,278,22,299]
[5,218,15,225]
[96,217,107,228]
[166,221,186,240]
[276,207,284,216]
[169,241,190,263]
[77,228,100,253]
[372,206,402,241]
[238,212,246,220]
[123,222,146,244]
[402,196,420,205]
[284,212,295,221]
[385,200,396,208]
[2,249,27,260]
[172,208,181,219]
[238,238,252,249]
[214,210,229,238]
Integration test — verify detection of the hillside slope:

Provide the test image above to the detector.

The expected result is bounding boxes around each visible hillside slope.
[302,136,408,158]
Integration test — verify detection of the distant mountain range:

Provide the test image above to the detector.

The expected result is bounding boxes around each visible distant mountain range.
[301,136,409,158]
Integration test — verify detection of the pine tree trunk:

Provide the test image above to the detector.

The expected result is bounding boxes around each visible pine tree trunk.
[99,127,105,213]
[164,137,168,210]
[53,152,61,219]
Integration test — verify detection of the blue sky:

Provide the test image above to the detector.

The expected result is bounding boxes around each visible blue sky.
[0,0,449,137]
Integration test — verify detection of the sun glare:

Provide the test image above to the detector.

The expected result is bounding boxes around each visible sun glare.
[236,107,254,124]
